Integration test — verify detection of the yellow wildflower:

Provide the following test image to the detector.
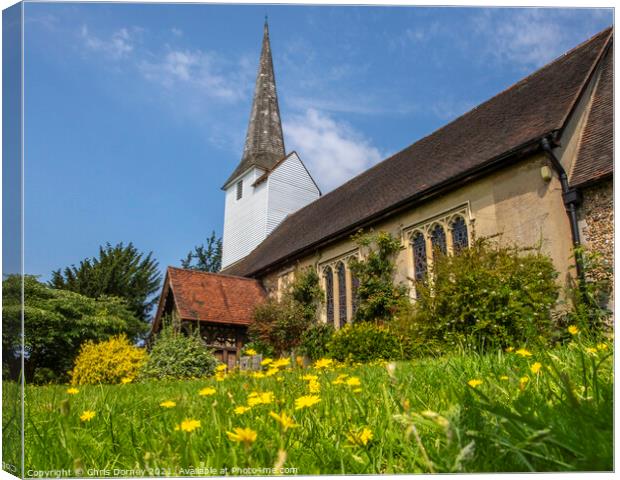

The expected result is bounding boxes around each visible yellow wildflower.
[585,347,598,355]
[265,368,279,377]
[215,364,227,372]
[302,374,318,381]
[234,406,251,415]
[215,372,226,382]
[294,395,321,410]
[346,377,361,387]
[226,427,257,445]
[467,379,483,388]
[515,348,533,357]
[353,388,362,393]
[332,374,348,385]
[519,376,529,389]
[499,375,509,381]
[244,348,257,356]
[160,400,176,408]
[66,388,79,395]
[260,358,273,366]
[530,362,542,374]
[505,346,514,353]
[597,343,609,351]
[199,387,217,396]
[252,372,266,379]
[120,377,133,384]
[313,358,333,369]
[247,391,274,406]
[269,411,298,431]
[346,427,373,446]
[308,379,321,393]
[80,410,96,422]
[175,419,201,432]
[271,358,291,369]
[568,325,580,335]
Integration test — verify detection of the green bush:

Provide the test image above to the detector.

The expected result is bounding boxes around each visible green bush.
[327,322,403,362]
[139,326,217,380]
[412,237,560,351]
[299,323,335,360]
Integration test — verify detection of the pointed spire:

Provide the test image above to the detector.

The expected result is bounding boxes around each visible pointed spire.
[224,19,285,187]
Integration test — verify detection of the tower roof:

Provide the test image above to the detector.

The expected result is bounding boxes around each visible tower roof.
[223,20,285,188]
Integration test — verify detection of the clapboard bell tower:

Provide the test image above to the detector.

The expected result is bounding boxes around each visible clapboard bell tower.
[221,20,320,269]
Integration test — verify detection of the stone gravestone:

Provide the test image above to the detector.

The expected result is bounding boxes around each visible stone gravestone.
[239,354,263,371]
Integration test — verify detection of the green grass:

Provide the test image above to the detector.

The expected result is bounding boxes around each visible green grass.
[14,337,613,476]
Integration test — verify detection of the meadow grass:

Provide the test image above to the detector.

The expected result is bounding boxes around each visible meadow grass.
[13,336,613,476]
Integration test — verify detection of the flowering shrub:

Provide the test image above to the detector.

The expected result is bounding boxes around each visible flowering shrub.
[328,322,403,362]
[70,335,146,385]
[139,326,217,380]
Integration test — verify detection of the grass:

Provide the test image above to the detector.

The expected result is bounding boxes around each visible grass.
[11,335,614,476]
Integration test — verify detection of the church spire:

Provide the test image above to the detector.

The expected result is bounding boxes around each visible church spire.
[223,19,285,187]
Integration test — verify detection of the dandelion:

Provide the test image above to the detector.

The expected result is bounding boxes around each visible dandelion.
[261,358,273,366]
[346,427,373,446]
[346,377,361,387]
[245,348,258,356]
[332,374,348,385]
[120,377,133,384]
[530,362,542,374]
[215,364,227,372]
[160,400,176,408]
[505,347,514,353]
[226,427,257,446]
[265,368,279,377]
[308,379,321,393]
[597,343,609,351]
[294,395,321,410]
[175,419,201,432]
[515,348,533,357]
[199,387,217,396]
[519,376,529,389]
[252,372,266,379]
[269,411,298,431]
[313,358,333,369]
[215,372,226,382]
[499,375,509,381]
[248,391,274,406]
[66,388,79,395]
[302,374,318,381]
[271,358,291,369]
[80,410,96,422]
[568,325,580,335]
[234,406,251,415]
[467,379,483,388]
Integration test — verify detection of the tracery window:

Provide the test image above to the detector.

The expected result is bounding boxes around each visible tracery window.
[351,274,360,318]
[411,231,427,281]
[430,224,447,258]
[324,266,334,324]
[451,216,469,251]
[337,262,347,327]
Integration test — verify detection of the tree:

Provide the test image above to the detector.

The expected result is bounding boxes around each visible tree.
[181,231,222,272]
[3,275,146,383]
[50,242,161,322]
[349,230,409,323]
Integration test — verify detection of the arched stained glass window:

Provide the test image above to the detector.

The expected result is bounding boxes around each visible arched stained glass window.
[337,262,347,327]
[451,216,469,251]
[324,267,334,324]
[411,232,427,281]
[351,273,360,318]
[430,224,447,257]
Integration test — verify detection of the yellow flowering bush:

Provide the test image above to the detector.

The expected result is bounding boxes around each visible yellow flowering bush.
[70,335,146,385]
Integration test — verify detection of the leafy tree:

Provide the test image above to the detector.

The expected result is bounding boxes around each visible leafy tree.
[249,267,322,356]
[181,231,222,272]
[2,275,145,383]
[349,230,409,323]
[50,242,161,322]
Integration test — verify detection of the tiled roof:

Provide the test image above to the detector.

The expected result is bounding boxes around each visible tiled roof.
[570,39,614,187]
[154,267,266,328]
[223,27,612,278]
[223,21,285,188]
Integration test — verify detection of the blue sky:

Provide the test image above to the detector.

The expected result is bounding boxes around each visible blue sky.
[21,3,612,284]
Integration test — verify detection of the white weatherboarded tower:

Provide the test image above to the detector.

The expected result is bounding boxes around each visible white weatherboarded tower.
[221,21,320,269]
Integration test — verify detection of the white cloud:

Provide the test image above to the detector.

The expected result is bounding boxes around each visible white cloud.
[171,27,183,37]
[284,109,383,192]
[80,25,135,60]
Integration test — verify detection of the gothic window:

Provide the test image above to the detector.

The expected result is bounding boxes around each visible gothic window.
[451,216,469,251]
[430,224,447,257]
[351,274,360,318]
[236,180,243,200]
[411,231,427,281]
[324,267,334,324]
[337,262,347,327]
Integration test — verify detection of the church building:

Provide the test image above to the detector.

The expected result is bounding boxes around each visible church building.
[152,23,614,365]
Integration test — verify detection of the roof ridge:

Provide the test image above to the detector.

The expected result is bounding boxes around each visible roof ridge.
[167,266,258,281]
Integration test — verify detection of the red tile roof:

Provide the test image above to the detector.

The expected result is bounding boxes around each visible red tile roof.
[152,267,266,330]
[223,27,613,278]
[570,39,614,187]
